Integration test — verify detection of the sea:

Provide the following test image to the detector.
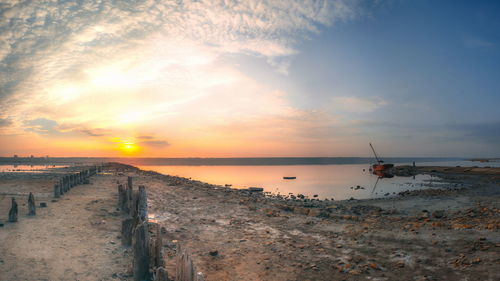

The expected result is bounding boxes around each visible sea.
[1,157,499,200]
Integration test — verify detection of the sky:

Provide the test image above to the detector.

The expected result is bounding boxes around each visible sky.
[0,0,499,158]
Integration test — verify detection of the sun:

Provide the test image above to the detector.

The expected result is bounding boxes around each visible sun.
[119,142,139,155]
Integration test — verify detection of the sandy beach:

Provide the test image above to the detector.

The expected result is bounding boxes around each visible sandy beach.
[1,163,499,281]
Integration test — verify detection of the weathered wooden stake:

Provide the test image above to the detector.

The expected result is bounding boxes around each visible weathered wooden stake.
[133,221,150,281]
[121,217,135,247]
[153,223,164,268]
[155,267,168,281]
[118,184,126,210]
[54,183,61,198]
[138,186,148,222]
[28,192,36,216]
[8,198,18,222]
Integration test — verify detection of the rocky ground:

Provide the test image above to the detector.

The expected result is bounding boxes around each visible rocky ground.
[136,165,500,281]
[1,163,499,281]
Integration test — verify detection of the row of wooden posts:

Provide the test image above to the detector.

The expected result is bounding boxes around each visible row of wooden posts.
[6,165,101,224]
[118,177,205,281]
[54,165,101,198]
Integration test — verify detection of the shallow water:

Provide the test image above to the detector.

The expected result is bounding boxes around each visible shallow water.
[0,164,68,173]
[136,160,499,200]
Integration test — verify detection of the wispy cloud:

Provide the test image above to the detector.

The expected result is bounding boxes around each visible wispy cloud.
[139,140,170,147]
[331,96,388,113]
[463,36,494,49]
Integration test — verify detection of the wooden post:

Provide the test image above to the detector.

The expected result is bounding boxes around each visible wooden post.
[64,176,69,192]
[128,176,133,189]
[154,223,164,268]
[130,190,139,218]
[155,267,168,281]
[121,217,135,247]
[126,182,133,214]
[175,244,205,281]
[28,192,36,216]
[138,186,148,222]
[133,221,150,281]
[8,198,18,222]
[54,183,61,198]
[118,184,126,210]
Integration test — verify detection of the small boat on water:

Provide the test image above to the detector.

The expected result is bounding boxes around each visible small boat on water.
[283,176,296,180]
[370,143,394,171]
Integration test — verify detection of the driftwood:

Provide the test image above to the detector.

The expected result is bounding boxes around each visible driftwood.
[8,198,18,222]
[133,221,150,281]
[28,192,36,216]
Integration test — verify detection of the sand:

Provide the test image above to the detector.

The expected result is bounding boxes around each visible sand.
[0,168,132,281]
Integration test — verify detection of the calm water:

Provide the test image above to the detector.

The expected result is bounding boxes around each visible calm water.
[0,164,68,173]
[136,160,500,200]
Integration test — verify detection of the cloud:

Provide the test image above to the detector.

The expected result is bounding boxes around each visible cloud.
[76,128,109,137]
[0,117,12,127]
[0,0,368,106]
[24,118,60,135]
[137,135,154,140]
[331,96,388,113]
[139,140,170,147]
[448,122,500,141]
[463,37,494,49]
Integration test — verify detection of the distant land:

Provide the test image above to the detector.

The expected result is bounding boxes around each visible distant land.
[0,157,463,166]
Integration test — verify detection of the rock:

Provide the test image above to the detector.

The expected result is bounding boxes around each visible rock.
[294,207,310,216]
[248,187,264,192]
[40,202,47,208]
[264,208,279,217]
[420,210,430,220]
[308,208,322,217]
[432,210,445,219]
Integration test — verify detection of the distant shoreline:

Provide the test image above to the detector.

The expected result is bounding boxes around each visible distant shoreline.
[0,156,463,166]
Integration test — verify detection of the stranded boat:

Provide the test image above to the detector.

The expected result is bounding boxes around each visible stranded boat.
[370,143,394,171]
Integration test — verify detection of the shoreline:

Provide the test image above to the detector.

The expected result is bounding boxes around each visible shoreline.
[1,163,499,280]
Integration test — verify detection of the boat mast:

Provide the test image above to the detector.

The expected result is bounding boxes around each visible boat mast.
[369,143,382,164]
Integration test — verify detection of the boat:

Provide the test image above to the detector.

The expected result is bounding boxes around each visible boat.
[283,176,296,180]
[369,143,394,171]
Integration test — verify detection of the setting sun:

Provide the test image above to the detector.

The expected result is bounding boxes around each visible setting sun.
[118,142,139,155]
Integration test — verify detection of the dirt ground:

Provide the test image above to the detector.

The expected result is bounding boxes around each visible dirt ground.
[1,164,499,281]
[0,168,132,281]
